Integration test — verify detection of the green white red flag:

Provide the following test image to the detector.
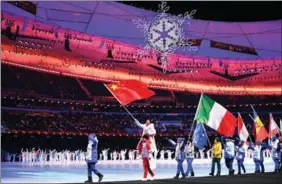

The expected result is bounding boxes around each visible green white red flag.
[194,94,237,137]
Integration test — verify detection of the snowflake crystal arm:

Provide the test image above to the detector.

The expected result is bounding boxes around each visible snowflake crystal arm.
[184,10,197,20]
[177,10,197,25]
[157,1,170,14]
[132,19,150,33]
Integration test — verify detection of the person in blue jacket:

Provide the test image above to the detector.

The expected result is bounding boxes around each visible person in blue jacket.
[271,135,280,172]
[235,140,246,174]
[250,141,267,173]
[84,134,103,183]
[221,137,235,175]
[168,137,186,179]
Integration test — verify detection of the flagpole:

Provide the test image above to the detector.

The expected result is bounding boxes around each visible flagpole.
[193,93,203,120]
[188,120,196,139]
[104,83,135,120]
[280,119,282,136]
[280,119,282,135]
[248,114,255,121]
[248,114,256,143]
[269,113,271,145]
[200,122,211,147]
[190,93,203,139]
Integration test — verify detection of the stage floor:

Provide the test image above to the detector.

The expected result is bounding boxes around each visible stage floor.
[1,159,275,183]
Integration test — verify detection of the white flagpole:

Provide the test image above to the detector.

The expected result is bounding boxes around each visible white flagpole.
[269,113,271,145]
[280,119,282,135]
[190,93,203,139]
[248,114,256,143]
[188,120,196,139]
[194,93,203,121]
[200,122,211,147]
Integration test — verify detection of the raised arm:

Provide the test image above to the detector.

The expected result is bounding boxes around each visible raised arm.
[168,139,176,146]
[134,118,145,129]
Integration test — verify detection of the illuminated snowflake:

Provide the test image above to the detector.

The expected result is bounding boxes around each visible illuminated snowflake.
[132,1,197,73]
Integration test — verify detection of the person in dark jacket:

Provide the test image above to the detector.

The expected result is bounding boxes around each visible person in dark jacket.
[85,134,103,183]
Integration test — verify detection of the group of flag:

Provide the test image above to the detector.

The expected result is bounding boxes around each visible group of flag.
[104,79,282,150]
[193,94,282,149]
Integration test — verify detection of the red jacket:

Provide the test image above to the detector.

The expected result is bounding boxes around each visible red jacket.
[137,139,151,157]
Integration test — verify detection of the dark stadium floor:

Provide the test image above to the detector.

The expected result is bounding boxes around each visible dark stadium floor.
[100,172,281,184]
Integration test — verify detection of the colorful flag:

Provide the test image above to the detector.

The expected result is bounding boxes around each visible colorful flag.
[105,80,155,106]
[194,94,237,137]
[238,113,249,142]
[269,113,279,137]
[251,105,268,142]
[192,123,208,149]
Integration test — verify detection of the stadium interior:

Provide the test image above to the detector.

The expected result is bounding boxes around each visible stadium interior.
[1,1,281,176]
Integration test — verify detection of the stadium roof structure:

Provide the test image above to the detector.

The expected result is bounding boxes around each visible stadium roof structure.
[2,1,281,59]
[1,1,282,96]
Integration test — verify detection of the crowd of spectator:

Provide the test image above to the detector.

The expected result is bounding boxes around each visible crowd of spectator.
[2,108,281,137]
[2,110,192,134]
[2,64,282,107]
[1,64,282,159]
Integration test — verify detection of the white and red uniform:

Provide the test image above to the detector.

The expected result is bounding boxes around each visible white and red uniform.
[134,119,157,154]
[137,139,155,180]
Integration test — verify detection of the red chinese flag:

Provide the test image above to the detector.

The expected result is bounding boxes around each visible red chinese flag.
[105,80,155,105]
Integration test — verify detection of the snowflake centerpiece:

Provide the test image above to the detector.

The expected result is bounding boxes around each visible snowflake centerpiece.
[132,1,197,73]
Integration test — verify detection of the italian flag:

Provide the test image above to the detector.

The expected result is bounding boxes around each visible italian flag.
[194,94,237,137]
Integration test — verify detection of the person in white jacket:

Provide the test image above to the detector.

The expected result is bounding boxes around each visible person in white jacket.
[102,149,109,161]
[160,150,165,160]
[134,119,157,158]
[166,150,174,160]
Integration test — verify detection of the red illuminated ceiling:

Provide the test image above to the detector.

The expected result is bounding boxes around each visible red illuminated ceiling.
[1,11,281,96]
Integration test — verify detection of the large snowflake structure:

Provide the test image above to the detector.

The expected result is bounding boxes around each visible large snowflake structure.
[132,1,197,72]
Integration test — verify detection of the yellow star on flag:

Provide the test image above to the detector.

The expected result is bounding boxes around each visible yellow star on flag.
[111,84,118,91]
